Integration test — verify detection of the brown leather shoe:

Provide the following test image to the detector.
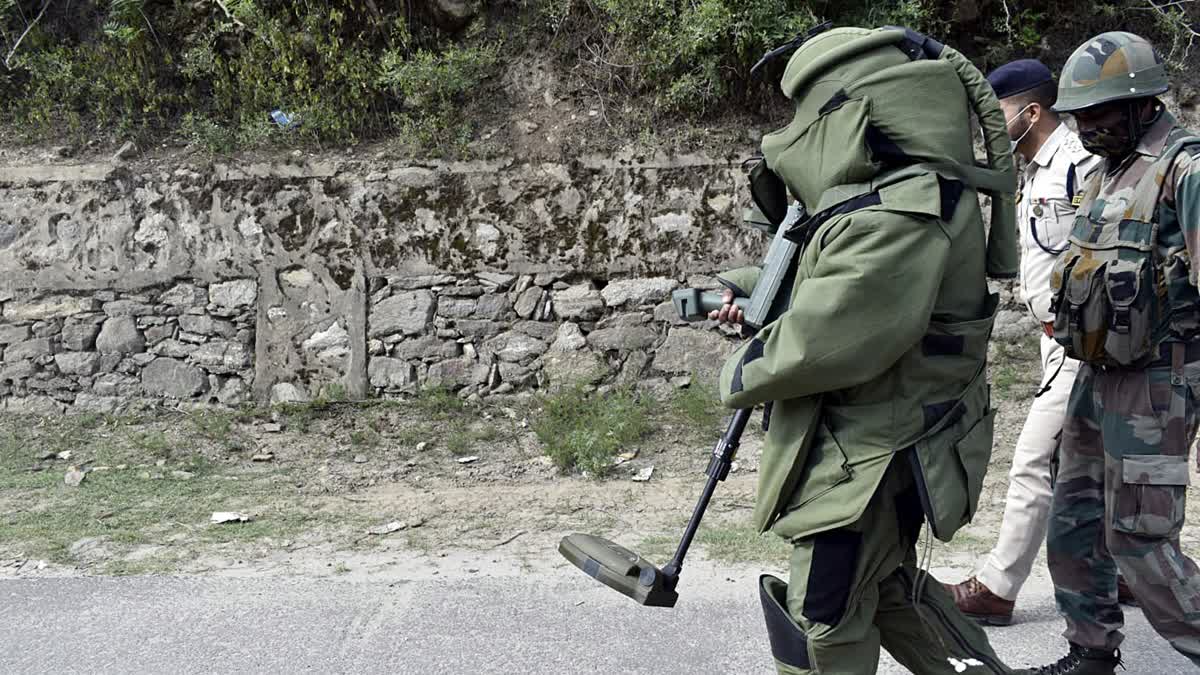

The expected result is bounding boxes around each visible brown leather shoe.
[945,576,1015,626]
[1117,576,1137,606]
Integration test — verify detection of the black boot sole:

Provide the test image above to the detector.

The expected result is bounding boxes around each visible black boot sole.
[965,611,1014,627]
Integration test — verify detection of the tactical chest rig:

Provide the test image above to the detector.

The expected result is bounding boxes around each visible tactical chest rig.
[1050,128,1200,368]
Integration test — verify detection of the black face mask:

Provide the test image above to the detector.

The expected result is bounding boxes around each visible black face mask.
[1078,102,1150,159]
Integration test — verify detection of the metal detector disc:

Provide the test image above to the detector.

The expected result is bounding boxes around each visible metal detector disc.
[558,533,678,608]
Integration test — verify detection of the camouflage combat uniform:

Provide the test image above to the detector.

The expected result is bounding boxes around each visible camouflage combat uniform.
[1040,32,1200,670]
[1047,108,1200,665]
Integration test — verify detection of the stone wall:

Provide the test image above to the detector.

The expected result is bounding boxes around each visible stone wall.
[0,282,256,413]
[361,272,734,401]
[0,154,760,411]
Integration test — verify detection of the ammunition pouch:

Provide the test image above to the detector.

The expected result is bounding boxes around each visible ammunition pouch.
[1049,250,1158,366]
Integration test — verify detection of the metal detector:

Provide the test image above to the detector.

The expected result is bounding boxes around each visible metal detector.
[559,201,807,607]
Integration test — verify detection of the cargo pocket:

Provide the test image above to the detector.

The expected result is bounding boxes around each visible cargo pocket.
[910,408,996,541]
[1113,455,1189,538]
[1104,258,1154,365]
[789,421,853,512]
[958,410,995,521]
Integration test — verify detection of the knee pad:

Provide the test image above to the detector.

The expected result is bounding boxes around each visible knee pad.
[759,574,812,672]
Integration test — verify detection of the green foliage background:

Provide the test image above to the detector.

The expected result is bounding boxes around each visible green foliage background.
[0,0,1193,152]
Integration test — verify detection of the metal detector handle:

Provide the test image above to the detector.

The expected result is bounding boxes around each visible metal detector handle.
[660,407,753,583]
[672,288,749,322]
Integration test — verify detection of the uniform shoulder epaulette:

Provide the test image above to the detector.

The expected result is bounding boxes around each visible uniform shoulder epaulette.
[1060,131,1093,164]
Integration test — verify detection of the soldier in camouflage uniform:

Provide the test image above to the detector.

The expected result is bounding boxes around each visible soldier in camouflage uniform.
[1017,32,1200,675]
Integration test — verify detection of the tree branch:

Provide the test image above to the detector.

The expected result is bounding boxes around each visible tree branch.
[139,8,164,53]
[1139,0,1199,66]
[3,0,52,70]
[212,0,245,30]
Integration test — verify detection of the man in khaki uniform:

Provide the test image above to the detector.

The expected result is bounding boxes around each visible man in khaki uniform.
[947,60,1103,626]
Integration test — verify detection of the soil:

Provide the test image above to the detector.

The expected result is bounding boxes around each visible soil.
[9,336,1197,582]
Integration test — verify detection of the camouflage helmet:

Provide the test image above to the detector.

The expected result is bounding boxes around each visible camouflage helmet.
[1055,31,1168,112]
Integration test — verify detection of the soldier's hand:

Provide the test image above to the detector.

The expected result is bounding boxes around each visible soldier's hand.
[708,289,744,325]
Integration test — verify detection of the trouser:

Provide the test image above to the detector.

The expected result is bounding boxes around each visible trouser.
[1047,346,1200,664]
[979,334,1081,600]
[762,460,1009,674]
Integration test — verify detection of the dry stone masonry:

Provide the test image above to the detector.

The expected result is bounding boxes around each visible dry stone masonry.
[0,281,255,414]
[362,272,735,401]
[0,155,767,410]
[0,153,1036,411]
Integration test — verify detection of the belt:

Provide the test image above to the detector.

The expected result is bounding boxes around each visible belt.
[1093,341,1200,371]
[1150,341,1200,367]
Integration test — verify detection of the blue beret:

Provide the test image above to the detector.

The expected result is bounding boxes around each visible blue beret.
[987,59,1054,99]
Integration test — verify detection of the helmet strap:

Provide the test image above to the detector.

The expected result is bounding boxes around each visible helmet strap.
[1128,98,1164,143]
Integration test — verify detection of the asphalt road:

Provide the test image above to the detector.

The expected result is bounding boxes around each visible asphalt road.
[0,565,1192,674]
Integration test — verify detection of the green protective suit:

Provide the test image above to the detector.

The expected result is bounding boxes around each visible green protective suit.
[721,27,1017,674]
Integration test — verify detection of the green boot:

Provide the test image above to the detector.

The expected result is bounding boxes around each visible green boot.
[1015,643,1123,675]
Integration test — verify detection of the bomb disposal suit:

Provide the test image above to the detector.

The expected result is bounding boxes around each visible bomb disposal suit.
[715,27,1020,674]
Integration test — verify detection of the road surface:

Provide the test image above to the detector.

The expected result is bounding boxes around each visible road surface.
[0,562,1190,674]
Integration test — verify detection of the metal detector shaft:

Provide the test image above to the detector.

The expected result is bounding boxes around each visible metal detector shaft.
[660,406,753,580]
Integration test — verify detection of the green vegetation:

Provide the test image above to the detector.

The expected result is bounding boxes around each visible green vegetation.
[186,408,252,453]
[537,0,952,115]
[533,383,654,476]
[445,423,505,456]
[410,385,466,419]
[697,525,792,564]
[669,379,724,440]
[0,419,329,573]
[2,1,1190,154]
[0,0,497,151]
[640,524,792,564]
[990,335,1042,399]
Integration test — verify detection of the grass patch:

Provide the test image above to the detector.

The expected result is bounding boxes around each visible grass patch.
[349,428,381,448]
[697,525,791,565]
[443,424,508,457]
[932,528,993,556]
[129,430,173,459]
[0,416,349,568]
[274,402,324,433]
[446,431,473,457]
[640,525,790,565]
[990,336,1041,400]
[533,384,654,477]
[186,409,252,453]
[411,386,466,419]
[636,534,680,562]
[102,554,190,577]
[668,380,724,440]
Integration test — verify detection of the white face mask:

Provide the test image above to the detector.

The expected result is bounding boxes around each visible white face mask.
[1006,103,1035,155]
